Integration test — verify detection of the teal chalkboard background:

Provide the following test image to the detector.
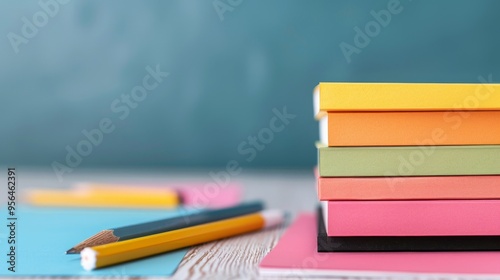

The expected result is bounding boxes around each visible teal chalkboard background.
[1,0,499,169]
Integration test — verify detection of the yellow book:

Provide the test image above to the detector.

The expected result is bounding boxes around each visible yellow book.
[315,82,500,114]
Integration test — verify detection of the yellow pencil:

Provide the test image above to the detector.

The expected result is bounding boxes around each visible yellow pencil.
[25,188,179,208]
[80,210,285,270]
[74,183,169,192]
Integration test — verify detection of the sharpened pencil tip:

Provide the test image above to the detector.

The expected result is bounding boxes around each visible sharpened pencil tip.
[66,248,78,254]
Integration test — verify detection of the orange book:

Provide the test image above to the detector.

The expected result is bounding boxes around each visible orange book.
[323,111,500,146]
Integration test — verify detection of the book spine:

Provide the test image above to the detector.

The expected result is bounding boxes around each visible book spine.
[316,175,500,200]
[319,83,500,111]
[324,200,500,236]
[318,145,500,177]
[326,111,500,146]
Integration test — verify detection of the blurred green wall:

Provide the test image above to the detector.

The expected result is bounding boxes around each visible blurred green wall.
[1,0,499,169]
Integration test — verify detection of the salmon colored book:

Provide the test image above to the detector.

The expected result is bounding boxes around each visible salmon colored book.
[315,171,500,201]
[323,111,500,146]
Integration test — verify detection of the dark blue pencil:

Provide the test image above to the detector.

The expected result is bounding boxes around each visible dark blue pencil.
[66,201,264,254]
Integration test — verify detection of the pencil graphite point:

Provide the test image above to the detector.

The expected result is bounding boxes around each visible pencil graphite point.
[66,248,78,254]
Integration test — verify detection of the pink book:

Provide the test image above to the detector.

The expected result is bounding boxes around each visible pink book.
[322,200,500,236]
[259,213,500,278]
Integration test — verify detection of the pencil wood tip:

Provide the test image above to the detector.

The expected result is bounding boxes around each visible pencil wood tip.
[66,248,79,254]
[68,230,119,254]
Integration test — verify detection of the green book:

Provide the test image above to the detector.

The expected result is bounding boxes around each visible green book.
[317,144,500,177]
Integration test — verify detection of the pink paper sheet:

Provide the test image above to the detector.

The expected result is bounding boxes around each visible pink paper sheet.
[259,213,500,278]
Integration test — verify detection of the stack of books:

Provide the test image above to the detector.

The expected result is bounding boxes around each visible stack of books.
[313,82,500,251]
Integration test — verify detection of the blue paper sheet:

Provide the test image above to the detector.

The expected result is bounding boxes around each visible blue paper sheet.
[0,206,197,276]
